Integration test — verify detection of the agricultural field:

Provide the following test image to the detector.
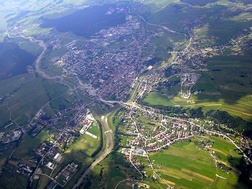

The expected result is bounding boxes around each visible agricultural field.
[142,137,245,189]
[0,0,251,188]
[66,128,100,158]
[193,49,252,121]
[0,75,69,126]
[143,92,174,106]
[133,0,180,10]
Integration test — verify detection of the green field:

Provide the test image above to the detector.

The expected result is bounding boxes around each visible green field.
[80,152,138,189]
[12,130,50,162]
[134,0,180,10]
[0,163,29,189]
[193,50,252,121]
[143,137,245,189]
[0,75,69,126]
[66,131,100,158]
[87,123,100,137]
[143,92,174,106]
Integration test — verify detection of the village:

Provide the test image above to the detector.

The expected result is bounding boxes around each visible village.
[2,105,99,188]
[114,101,252,180]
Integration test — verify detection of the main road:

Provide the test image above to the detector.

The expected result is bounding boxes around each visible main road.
[73,113,114,189]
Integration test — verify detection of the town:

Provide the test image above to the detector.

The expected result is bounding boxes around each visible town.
[0,1,252,188]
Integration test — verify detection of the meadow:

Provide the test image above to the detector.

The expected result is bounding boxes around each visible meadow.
[143,136,245,189]
[143,92,174,106]
[193,49,252,121]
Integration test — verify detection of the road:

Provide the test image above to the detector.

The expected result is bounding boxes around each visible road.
[72,113,114,189]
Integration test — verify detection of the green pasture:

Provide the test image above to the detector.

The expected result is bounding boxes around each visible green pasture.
[0,73,34,97]
[143,92,174,106]
[12,130,50,162]
[142,138,245,188]
[66,133,100,158]
[6,77,69,126]
[0,163,29,189]
[193,50,252,121]
[135,0,180,10]
[87,123,100,136]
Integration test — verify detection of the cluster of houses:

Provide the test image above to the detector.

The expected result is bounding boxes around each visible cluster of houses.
[119,106,199,155]
[48,14,165,101]
[55,162,78,187]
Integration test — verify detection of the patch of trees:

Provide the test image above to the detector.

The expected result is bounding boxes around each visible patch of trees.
[143,57,162,67]
[164,66,180,78]
[206,110,248,132]
[236,154,252,187]
[157,80,180,90]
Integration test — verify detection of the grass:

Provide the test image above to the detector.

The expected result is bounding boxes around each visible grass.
[139,137,245,189]
[0,73,34,97]
[87,123,100,136]
[81,152,138,189]
[40,48,68,76]
[143,92,174,106]
[192,50,252,121]
[210,136,242,161]
[37,175,51,189]
[13,130,50,162]
[0,73,70,126]
[0,164,29,189]
[0,105,11,130]
[66,132,100,158]
[5,77,49,125]
[90,103,107,116]
[208,20,252,45]
[136,0,180,10]
[193,72,219,93]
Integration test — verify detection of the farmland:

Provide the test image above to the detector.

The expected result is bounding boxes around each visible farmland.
[142,137,244,189]
[193,49,252,121]
[0,0,252,188]
[143,92,174,106]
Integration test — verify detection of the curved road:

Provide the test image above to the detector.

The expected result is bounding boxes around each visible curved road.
[73,114,114,189]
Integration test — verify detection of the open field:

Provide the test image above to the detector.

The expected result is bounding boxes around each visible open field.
[144,49,252,121]
[193,50,252,121]
[134,0,180,10]
[2,76,68,126]
[0,163,29,189]
[143,92,174,106]
[0,73,35,97]
[148,141,216,188]
[12,130,50,162]
[66,131,100,158]
[142,137,245,189]
[87,123,100,137]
